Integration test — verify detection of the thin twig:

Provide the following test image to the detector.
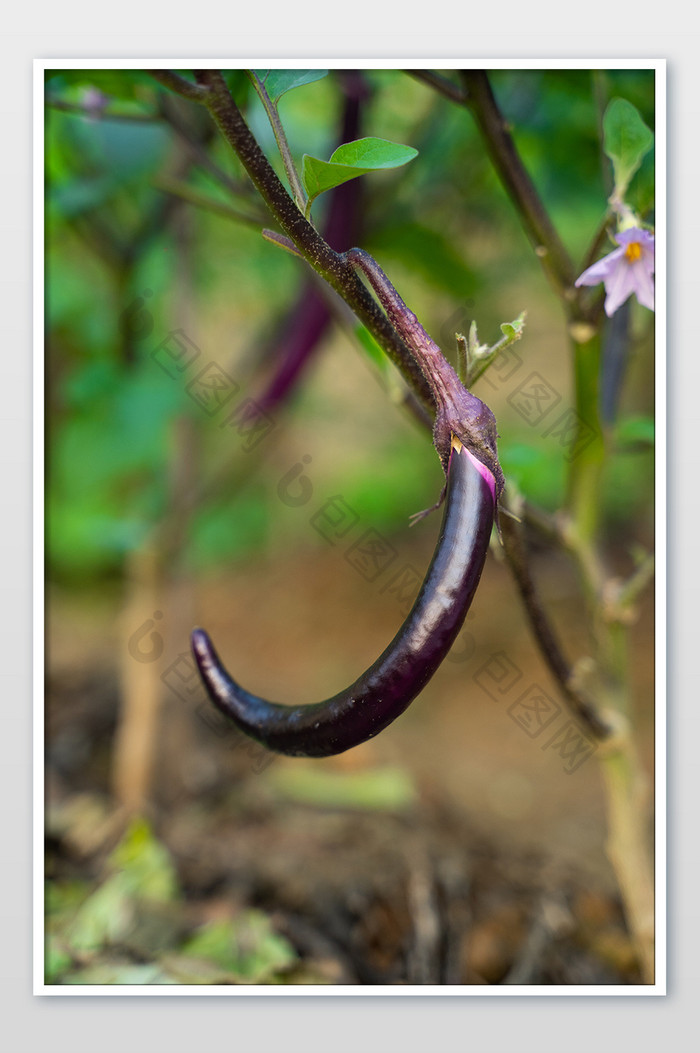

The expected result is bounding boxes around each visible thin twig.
[148,69,211,103]
[457,71,577,302]
[520,500,564,546]
[404,69,467,106]
[500,505,611,740]
[405,848,442,984]
[603,553,655,624]
[503,894,573,985]
[247,70,307,211]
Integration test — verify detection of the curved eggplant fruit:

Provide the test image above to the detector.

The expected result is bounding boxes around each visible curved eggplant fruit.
[191,441,495,758]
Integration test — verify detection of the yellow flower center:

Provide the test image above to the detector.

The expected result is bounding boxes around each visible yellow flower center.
[625,241,642,263]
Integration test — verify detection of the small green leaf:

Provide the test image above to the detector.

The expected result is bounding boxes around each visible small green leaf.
[499,311,527,342]
[181,914,297,983]
[468,320,485,357]
[302,137,418,211]
[603,98,654,195]
[330,138,418,169]
[108,816,179,903]
[64,819,180,954]
[66,877,134,952]
[254,69,328,103]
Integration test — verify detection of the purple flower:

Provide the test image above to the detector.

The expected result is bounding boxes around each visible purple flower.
[575,227,654,316]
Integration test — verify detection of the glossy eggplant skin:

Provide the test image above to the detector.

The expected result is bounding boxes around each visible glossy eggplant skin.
[191,443,495,758]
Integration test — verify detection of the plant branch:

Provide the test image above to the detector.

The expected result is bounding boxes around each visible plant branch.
[186,69,434,412]
[404,69,467,105]
[500,500,611,740]
[521,500,565,546]
[598,722,655,982]
[148,69,211,103]
[604,553,655,623]
[458,71,577,302]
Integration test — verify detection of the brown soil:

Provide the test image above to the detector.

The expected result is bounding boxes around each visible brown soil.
[45,535,654,986]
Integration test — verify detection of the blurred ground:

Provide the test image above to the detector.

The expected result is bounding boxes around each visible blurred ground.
[45,530,654,985]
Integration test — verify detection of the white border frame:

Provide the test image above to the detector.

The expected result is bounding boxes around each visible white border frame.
[35,57,666,997]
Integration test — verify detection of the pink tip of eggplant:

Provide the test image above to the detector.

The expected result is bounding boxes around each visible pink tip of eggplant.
[462,446,497,503]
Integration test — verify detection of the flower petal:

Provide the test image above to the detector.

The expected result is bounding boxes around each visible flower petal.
[575,246,625,288]
[578,226,655,315]
[603,258,637,316]
[630,260,655,311]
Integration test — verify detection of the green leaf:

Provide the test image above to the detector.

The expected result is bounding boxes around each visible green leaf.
[254,69,328,103]
[66,877,134,953]
[330,138,418,169]
[65,819,179,954]
[108,816,179,902]
[181,914,297,983]
[499,311,527,342]
[302,137,418,210]
[603,98,654,195]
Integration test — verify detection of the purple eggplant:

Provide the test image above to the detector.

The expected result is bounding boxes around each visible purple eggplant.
[191,440,495,757]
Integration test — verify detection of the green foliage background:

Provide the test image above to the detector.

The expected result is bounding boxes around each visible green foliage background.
[45,68,655,585]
